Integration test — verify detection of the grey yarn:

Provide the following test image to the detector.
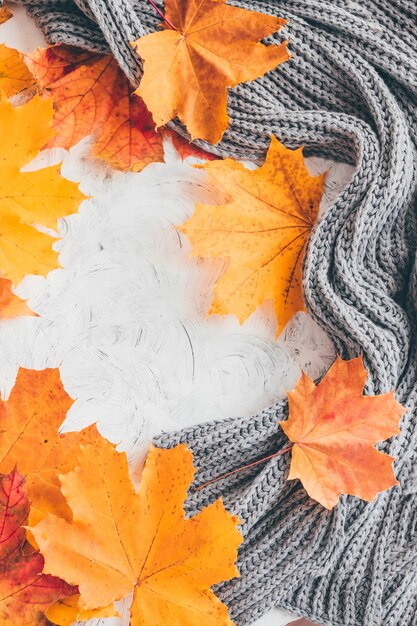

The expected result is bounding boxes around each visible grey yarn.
[12,0,417,624]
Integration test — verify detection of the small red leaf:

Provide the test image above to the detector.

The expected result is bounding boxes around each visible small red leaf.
[0,469,76,625]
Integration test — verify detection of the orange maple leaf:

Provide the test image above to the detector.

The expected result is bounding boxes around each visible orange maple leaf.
[0,469,76,625]
[0,367,97,526]
[180,135,324,330]
[0,276,37,319]
[0,43,36,98]
[32,438,243,626]
[168,130,219,161]
[0,5,12,24]
[280,356,406,509]
[132,0,289,143]
[25,44,165,172]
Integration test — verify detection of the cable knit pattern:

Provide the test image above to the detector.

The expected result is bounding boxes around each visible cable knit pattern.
[10,0,417,624]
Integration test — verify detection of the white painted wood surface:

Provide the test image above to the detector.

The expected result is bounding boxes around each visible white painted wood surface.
[1,6,354,625]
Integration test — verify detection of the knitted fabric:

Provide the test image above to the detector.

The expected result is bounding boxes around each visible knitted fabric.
[13,0,417,624]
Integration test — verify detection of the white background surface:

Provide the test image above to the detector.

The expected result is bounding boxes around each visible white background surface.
[0,6,354,625]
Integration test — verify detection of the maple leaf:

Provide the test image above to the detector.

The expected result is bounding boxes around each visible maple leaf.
[46,595,118,626]
[0,469,75,625]
[0,93,85,285]
[132,0,289,143]
[180,136,324,329]
[0,276,36,319]
[0,43,36,97]
[280,356,406,509]
[0,5,12,24]
[0,367,97,527]
[25,44,165,172]
[168,130,218,161]
[32,438,243,625]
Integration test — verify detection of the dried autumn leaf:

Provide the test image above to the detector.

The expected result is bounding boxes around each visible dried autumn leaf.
[0,93,85,285]
[0,43,35,97]
[0,469,75,625]
[46,595,118,626]
[132,0,289,143]
[0,276,36,318]
[0,5,12,24]
[25,44,165,171]
[181,135,324,329]
[32,439,243,626]
[280,356,406,509]
[0,367,97,526]
[168,130,218,161]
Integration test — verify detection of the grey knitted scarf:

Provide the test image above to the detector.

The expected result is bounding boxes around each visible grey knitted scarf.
[13,0,417,624]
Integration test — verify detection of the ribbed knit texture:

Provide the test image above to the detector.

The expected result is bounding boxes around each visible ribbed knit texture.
[12,0,417,624]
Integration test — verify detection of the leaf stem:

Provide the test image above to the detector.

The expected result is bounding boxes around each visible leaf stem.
[146,0,178,31]
[195,445,293,491]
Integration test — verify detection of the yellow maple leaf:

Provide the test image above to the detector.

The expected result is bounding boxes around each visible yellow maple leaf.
[0,93,85,285]
[132,0,289,143]
[46,595,119,626]
[181,135,325,330]
[32,438,243,626]
[0,43,35,97]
